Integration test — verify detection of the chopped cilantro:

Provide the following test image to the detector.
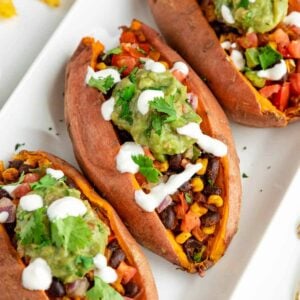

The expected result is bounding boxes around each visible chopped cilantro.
[193,246,206,263]
[185,193,192,204]
[116,85,136,124]
[30,174,58,192]
[137,46,147,54]
[118,65,127,73]
[238,0,249,8]
[14,143,25,151]
[149,96,177,122]
[258,46,282,70]
[207,178,214,186]
[131,154,161,183]
[147,113,163,136]
[51,216,92,253]
[129,67,138,83]
[102,47,122,60]
[75,256,94,269]
[86,276,123,300]
[88,75,115,94]
[242,173,249,178]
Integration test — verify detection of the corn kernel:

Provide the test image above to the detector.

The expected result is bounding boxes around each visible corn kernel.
[286,59,296,74]
[207,195,224,207]
[196,158,208,175]
[190,203,208,217]
[159,61,169,69]
[202,225,216,235]
[175,232,192,244]
[131,20,141,30]
[191,177,204,192]
[268,42,277,50]
[96,62,107,70]
[155,161,169,172]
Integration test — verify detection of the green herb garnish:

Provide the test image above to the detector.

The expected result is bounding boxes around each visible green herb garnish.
[131,154,161,183]
[129,67,138,83]
[185,193,192,204]
[75,256,94,269]
[193,246,206,263]
[149,96,177,123]
[238,0,249,8]
[258,45,282,70]
[30,174,58,192]
[102,47,122,60]
[88,75,115,94]
[15,143,25,151]
[242,173,249,178]
[116,84,136,124]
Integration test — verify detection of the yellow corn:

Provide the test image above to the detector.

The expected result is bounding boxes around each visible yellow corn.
[268,42,277,50]
[286,59,296,74]
[96,62,107,70]
[155,161,169,172]
[196,158,208,175]
[190,203,208,217]
[207,195,224,207]
[159,61,169,69]
[191,177,204,192]
[42,0,60,7]
[202,225,216,235]
[175,232,192,244]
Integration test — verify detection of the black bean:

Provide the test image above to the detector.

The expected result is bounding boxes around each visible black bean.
[193,192,207,203]
[201,211,220,227]
[183,238,203,261]
[47,278,66,297]
[202,185,222,196]
[107,240,120,252]
[168,154,183,172]
[159,206,177,230]
[203,203,219,212]
[179,181,191,192]
[0,189,12,199]
[8,160,23,169]
[116,129,133,144]
[109,248,126,268]
[124,282,139,297]
[206,157,220,185]
[18,164,30,174]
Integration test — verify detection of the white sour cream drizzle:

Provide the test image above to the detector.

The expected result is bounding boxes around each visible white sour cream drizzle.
[177,122,228,157]
[284,12,300,28]
[135,163,202,212]
[0,211,9,223]
[20,194,43,212]
[46,168,64,180]
[116,142,144,174]
[142,58,166,73]
[257,60,287,81]
[93,253,117,283]
[221,5,235,24]
[137,90,164,115]
[22,258,52,290]
[101,96,115,121]
[221,41,232,50]
[2,184,19,197]
[230,50,245,71]
[47,197,87,220]
[85,66,121,85]
[170,61,189,76]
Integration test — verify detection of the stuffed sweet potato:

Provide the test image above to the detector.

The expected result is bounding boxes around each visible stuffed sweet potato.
[65,20,241,275]
[148,0,300,127]
[0,150,157,299]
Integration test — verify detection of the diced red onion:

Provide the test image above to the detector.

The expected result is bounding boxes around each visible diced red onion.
[156,195,172,213]
[187,93,198,111]
[0,197,16,223]
[65,278,89,297]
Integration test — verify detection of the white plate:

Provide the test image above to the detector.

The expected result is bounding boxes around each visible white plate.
[0,0,299,299]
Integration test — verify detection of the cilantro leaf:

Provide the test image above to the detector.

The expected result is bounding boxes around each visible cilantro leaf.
[75,256,94,269]
[30,174,58,192]
[88,75,115,94]
[51,216,92,253]
[116,84,136,124]
[238,0,249,8]
[185,192,192,204]
[149,96,177,120]
[19,207,50,246]
[102,47,122,60]
[129,67,138,83]
[131,154,161,183]
[87,276,123,300]
[150,113,163,135]
[258,45,282,70]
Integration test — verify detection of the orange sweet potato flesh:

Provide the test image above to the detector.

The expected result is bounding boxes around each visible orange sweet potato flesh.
[0,151,157,300]
[148,0,295,127]
[64,21,241,272]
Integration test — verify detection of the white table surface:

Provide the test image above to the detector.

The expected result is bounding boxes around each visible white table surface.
[0,1,299,299]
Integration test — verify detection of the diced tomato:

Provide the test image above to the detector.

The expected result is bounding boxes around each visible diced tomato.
[111,54,138,76]
[271,83,290,111]
[120,31,137,44]
[138,43,151,54]
[12,183,31,198]
[259,84,281,98]
[180,210,200,232]
[175,192,189,219]
[172,69,187,82]
[269,29,290,47]
[237,32,258,49]
[288,40,300,58]
[135,172,147,186]
[289,0,300,12]
[296,59,300,73]
[122,43,144,58]
[116,261,137,284]
[23,173,40,183]
[289,73,300,94]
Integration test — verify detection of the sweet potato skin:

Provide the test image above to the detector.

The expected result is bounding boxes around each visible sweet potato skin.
[0,151,157,300]
[148,0,288,127]
[64,21,241,271]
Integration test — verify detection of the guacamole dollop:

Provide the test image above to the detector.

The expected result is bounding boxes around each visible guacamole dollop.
[15,175,110,283]
[111,69,201,161]
[214,0,288,33]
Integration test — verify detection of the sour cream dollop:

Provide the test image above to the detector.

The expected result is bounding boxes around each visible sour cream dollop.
[47,197,87,220]
[46,168,64,180]
[93,253,107,269]
[22,258,52,290]
[170,61,189,76]
[19,194,43,212]
[142,58,166,73]
[85,66,121,85]
[0,211,9,223]
[284,12,300,28]
[137,90,164,115]
[93,253,117,283]
[116,142,144,174]
[257,60,287,81]
[177,122,228,157]
[101,96,115,121]
[221,5,235,24]
[135,163,202,212]
[230,50,245,71]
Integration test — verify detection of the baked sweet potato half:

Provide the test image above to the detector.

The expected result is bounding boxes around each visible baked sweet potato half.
[148,0,300,127]
[65,20,241,275]
[0,150,157,299]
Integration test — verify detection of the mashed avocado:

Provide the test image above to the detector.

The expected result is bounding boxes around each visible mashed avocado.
[15,175,110,283]
[214,0,288,33]
[111,69,201,161]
